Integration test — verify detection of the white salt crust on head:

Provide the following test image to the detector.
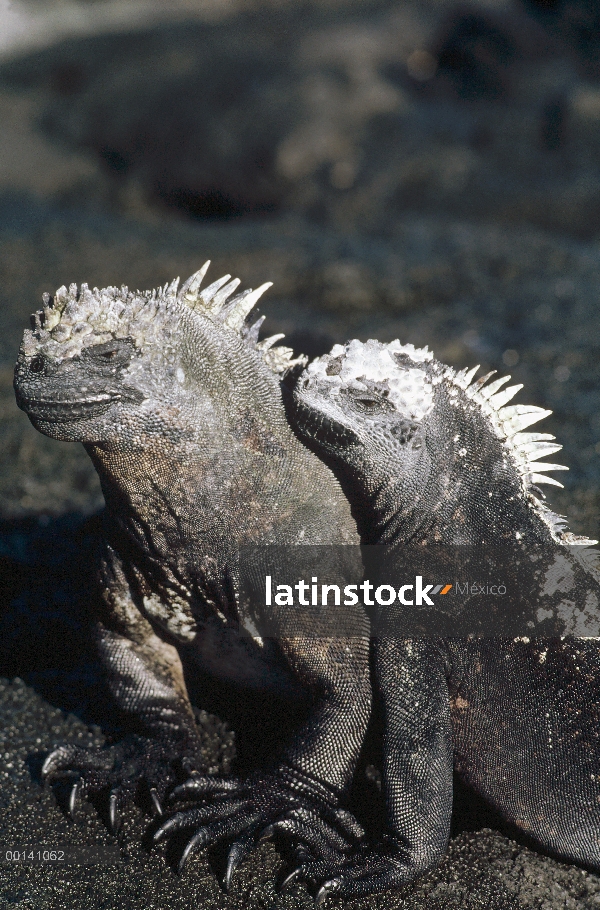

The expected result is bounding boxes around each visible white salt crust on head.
[307,339,435,421]
[22,265,305,375]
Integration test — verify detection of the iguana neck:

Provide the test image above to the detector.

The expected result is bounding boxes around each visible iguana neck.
[336,463,434,546]
[345,406,553,549]
[85,416,301,567]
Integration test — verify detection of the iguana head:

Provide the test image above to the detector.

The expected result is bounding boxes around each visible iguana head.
[15,262,306,446]
[291,338,580,544]
[291,338,434,467]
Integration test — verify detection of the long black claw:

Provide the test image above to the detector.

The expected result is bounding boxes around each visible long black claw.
[149,787,163,817]
[68,781,79,820]
[41,746,74,781]
[108,791,120,834]
[315,880,342,908]
[178,831,206,874]
[41,753,54,781]
[279,865,305,893]
[225,827,260,892]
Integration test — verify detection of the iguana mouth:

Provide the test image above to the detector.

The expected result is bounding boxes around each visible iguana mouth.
[17,392,120,421]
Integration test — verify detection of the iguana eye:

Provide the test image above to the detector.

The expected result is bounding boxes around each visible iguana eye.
[355,397,381,412]
[29,354,45,373]
[83,339,136,365]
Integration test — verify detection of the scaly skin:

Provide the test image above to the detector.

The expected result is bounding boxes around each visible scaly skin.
[288,338,600,899]
[14,267,370,892]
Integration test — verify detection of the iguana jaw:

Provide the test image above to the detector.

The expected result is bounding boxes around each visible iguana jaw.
[16,392,119,422]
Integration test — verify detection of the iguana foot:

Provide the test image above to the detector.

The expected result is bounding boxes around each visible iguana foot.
[41,735,240,831]
[154,767,364,879]
[279,836,417,902]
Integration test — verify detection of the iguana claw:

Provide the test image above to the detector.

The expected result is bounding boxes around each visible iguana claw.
[178,830,208,873]
[225,827,261,891]
[279,865,305,892]
[315,879,342,908]
[149,787,163,817]
[68,781,80,820]
[108,791,120,834]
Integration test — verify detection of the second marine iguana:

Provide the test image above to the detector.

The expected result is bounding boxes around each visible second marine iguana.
[288,338,600,899]
[13,267,371,885]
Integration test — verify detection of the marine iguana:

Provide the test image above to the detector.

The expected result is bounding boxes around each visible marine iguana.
[13,267,371,887]
[288,338,600,899]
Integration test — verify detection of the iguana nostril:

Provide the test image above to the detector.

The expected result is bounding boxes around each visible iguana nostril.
[29,354,45,373]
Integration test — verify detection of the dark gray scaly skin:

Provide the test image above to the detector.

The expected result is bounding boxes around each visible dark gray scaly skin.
[13,267,371,889]
[288,338,600,899]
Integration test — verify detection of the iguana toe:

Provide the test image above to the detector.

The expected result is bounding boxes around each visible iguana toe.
[153,799,252,844]
[169,773,242,802]
[277,836,418,900]
[319,837,418,899]
[42,743,112,780]
[261,809,352,861]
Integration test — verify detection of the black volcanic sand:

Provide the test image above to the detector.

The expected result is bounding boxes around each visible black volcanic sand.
[2,2,600,907]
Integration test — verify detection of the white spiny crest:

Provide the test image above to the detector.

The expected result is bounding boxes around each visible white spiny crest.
[446,362,598,550]
[175,262,307,373]
[454,366,567,487]
[309,340,571,505]
[27,262,307,376]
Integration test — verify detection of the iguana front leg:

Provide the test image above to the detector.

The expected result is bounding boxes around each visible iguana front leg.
[284,638,453,901]
[155,624,372,882]
[42,548,237,826]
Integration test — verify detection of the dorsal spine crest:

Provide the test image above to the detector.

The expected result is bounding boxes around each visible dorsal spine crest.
[32,261,307,377]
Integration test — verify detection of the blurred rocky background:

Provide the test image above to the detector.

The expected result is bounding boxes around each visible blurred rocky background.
[2,1,600,907]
